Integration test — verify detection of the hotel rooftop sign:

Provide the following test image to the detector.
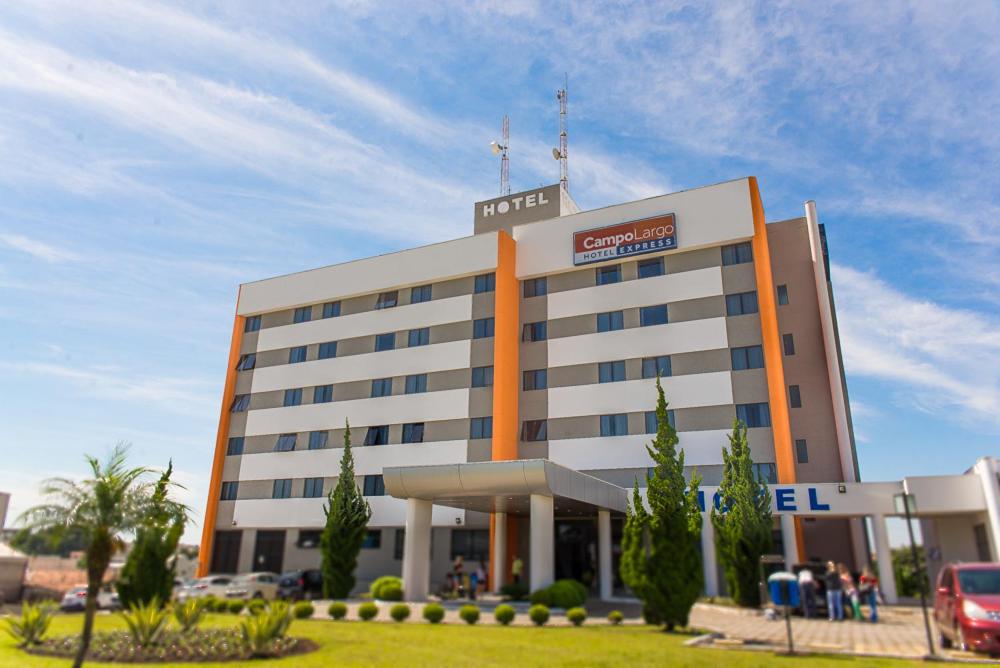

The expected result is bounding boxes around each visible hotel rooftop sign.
[474,184,562,234]
[573,213,677,266]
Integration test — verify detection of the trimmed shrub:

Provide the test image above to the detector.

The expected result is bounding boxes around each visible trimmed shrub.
[458,604,480,625]
[327,601,348,620]
[422,603,445,624]
[172,598,206,634]
[529,604,550,626]
[499,582,529,601]
[566,607,587,626]
[380,583,404,602]
[227,600,246,614]
[246,599,267,615]
[5,601,55,647]
[240,601,292,658]
[370,576,403,600]
[608,610,624,625]
[358,601,378,621]
[292,601,315,619]
[121,598,170,648]
[494,603,516,626]
[201,596,218,612]
[530,579,587,609]
[390,603,411,622]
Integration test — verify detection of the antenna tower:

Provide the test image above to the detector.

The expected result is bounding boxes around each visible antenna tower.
[554,76,568,193]
[501,114,510,196]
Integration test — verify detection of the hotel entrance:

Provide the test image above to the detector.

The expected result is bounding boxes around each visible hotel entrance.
[554,519,597,587]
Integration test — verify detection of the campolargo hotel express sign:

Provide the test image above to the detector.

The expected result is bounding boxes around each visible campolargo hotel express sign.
[573,213,677,266]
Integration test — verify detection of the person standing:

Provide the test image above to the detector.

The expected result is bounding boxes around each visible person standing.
[475,562,486,598]
[453,555,464,597]
[859,566,881,622]
[798,567,817,618]
[511,555,524,585]
[469,565,478,601]
[839,563,862,621]
[824,561,843,621]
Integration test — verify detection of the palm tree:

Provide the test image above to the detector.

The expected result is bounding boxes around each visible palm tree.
[20,443,167,668]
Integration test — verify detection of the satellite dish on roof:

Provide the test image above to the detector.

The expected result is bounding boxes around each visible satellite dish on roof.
[490,141,502,155]
[552,147,561,160]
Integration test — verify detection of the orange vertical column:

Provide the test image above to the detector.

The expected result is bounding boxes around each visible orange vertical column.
[197,298,245,577]
[748,177,806,559]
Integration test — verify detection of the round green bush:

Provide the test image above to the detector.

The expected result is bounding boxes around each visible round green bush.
[608,610,624,625]
[458,604,480,625]
[370,576,403,600]
[358,601,379,621]
[212,597,229,613]
[494,603,516,626]
[530,579,587,609]
[227,599,245,614]
[293,601,315,619]
[201,596,218,611]
[327,601,348,620]
[529,604,550,626]
[246,599,267,615]
[566,607,587,626]
[422,603,445,624]
[390,603,411,622]
[380,583,404,601]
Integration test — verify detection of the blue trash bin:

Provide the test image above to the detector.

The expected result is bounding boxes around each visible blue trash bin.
[768,572,800,608]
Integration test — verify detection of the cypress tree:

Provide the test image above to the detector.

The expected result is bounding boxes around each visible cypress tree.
[620,376,703,630]
[712,419,773,607]
[320,421,372,599]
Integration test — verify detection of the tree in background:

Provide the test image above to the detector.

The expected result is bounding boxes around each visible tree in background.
[9,525,87,557]
[620,377,703,630]
[117,461,187,608]
[712,420,773,607]
[20,443,163,668]
[320,421,372,599]
[892,545,929,597]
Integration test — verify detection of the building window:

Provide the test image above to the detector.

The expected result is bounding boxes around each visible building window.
[470,416,493,439]
[297,530,321,549]
[522,321,547,342]
[641,356,672,378]
[638,258,664,278]
[375,332,396,352]
[783,333,796,355]
[244,315,262,332]
[293,306,312,324]
[777,284,789,305]
[408,327,430,347]
[220,481,238,501]
[596,265,621,285]
[375,291,398,309]
[314,384,333,403]
[308,431,328,450]
[722,242,753,266]
[274,433,297,452]
[600,413,628,436]
[318,341,337,359]
[405,374,427,394]
[795,439,809,464]
[521,419,547,441]
[599,360,626,383]
[474,272,496,293]
[736,402,771,428]
[645,409,676,433]
[371,378,393,398]
[731,345,765,370]
[304,477,324,498]
[523,369,547,391]
[363,476,385,497]
[236,354,256,371]
[362,529,382,548]
[322,301,341,318]
[288,346,307,364]
[394,529,405,560]
[753,463,777,484]
[411,284,432,303]
[227,437,244,456]
[272,479,292,499]
[364,426,389,446]
[473,317,495,339]
[230,394,250,412]
[283,388,302,407]
[451,529,489,562]
[402,422,425,444]
[789,384,802,408]
[471,366,494,387]
[640,304,668,326]
[597,311,624,332]
[726,291,759,316]
[523,277,547,298]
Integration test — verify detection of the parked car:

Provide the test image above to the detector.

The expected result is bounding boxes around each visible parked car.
[176,575,233,602]
[224,572,280,600]
[934,562,1000,655]
[59,584,120,612]
[276,569,324,601]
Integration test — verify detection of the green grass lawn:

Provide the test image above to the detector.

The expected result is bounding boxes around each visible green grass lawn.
[1,612,924,667]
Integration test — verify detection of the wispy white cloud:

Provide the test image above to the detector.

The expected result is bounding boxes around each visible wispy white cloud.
[0,233,79,263]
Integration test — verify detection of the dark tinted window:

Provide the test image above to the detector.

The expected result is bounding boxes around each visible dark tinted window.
[599,360,626,383]
[474,273,496,293]
[362,529,382,548]
[272,479,292,499]
[641,356,671,378]
[597,311,624,332]
[318,341,337,359]
[231,394,250,412]
[375,291,398,309]
[521,420,547,441]
[304,478,324,498]
[596,265,621,285]
[371,378,392,398]
[736,402,771,428]
[722,242,753,265]
[726,292,759,316]
[408,327,430,347]
[522,321,547,342]
[308,431,328,450]
[289,346,307,363]
[776,284,789,305]
[375,332,396,351]
[470,417,493,439]
[364,426,389,446]
[523,277,547,298]
[293,307,312,324]
[789,385,802,408]
[244,316,261,332]
[283,388,302,407]
[227,437,244,456]
[405,374,427,394]
[600,413,628,436]
[638,258,664,278]
[795,439,809,464]
[731,345,765,370]
[363,476,385,496]
[220,481,238,501]
[645,409,676,433]
[783,333,796,355]
[313,385,333,403]
[236,354,256,371]
[274,434,296,452]
[411,285,432,303]
[471,366,494,387]
[402,423,424,444]
[640,304,668,326]
[523,369,547,391]
[473,318,495,339]
[322,301,341,318]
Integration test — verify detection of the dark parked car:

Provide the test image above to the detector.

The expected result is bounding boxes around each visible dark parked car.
[934,562,1000,655]
[277,569,323,601]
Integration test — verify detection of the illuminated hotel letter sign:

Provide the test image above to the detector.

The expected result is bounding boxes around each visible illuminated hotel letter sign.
[573,213,677,266]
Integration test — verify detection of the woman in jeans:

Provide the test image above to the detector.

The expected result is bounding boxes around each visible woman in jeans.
[824,561,843,621]
[859,566,881,622]
[839,563,862,620]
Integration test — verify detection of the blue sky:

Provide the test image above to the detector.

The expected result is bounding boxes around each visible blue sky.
[0,1,997,545]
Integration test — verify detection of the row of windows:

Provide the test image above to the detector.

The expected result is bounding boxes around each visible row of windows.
[596,304,669,332]
[219,474,386,501]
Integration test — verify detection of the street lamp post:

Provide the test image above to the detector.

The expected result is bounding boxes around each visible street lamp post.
[894,489,936,658]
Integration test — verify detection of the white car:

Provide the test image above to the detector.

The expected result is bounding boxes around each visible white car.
[224,572,280,600]
[59,585,120,612]
[176,576,233,602]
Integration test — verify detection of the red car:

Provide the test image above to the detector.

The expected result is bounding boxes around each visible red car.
[934,562,1000,655]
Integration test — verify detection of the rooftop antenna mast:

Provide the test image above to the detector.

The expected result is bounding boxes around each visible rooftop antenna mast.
[490,114,510,196]
[552,75,568,193]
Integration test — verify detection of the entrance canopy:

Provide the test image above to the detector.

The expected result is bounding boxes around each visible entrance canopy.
[383,458,628,517]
